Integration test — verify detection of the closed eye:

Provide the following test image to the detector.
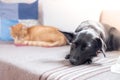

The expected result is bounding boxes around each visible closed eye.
[71,43,76,50]
[81,43,87,51]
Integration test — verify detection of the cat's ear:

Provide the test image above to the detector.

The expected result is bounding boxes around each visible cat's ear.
[10,25,15,31]
[14,23,25,29]
[10,26,13,29]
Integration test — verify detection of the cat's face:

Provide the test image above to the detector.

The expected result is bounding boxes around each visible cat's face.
[10,24,27,41]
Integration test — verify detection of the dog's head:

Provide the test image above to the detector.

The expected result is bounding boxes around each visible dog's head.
[62,31,106,65]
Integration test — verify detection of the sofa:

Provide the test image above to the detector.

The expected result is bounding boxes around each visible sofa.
[0,0,120,80]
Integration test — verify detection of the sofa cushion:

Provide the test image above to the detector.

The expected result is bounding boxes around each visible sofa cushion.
[0,0,40,41]
[100,10,120,31]
[0,42,120,80]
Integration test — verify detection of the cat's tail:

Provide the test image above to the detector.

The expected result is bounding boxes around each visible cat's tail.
[23,38,67,47]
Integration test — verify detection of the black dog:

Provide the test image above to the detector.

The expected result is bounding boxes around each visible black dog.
[61,20,120,65]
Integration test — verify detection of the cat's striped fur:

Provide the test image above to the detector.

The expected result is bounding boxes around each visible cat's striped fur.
[11,24,67,47]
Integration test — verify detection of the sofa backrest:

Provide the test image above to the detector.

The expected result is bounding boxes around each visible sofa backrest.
[100,10,120,31]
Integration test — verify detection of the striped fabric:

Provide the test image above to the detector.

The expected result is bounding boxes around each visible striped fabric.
[40,58,117,80]
[0,0,39,41]
[111,56,120,73]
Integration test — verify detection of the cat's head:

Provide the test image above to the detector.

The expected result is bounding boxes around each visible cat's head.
[10,23,28,40]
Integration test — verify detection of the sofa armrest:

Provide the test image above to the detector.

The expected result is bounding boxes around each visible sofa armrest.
[100,10,120,31]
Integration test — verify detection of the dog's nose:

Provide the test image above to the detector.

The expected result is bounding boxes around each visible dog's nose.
[69,58,78,65]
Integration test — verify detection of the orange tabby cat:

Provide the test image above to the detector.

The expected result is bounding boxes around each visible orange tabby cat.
[10,23,67,47]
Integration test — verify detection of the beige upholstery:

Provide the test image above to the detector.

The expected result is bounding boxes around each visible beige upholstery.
[100,10,120,31]
[0,42,120,80]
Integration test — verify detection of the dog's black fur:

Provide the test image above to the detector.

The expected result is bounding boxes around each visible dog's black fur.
[61,20,120,65]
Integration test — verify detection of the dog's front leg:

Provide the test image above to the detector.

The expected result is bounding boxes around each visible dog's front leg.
[86,59,92,64]
[65,54,70,59]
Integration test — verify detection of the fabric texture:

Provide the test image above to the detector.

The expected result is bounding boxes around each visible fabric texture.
[100,10,120,31]
[0,0,39,41]
[100,10,120,73]
[0,42,120,80]
[111,56,120,73]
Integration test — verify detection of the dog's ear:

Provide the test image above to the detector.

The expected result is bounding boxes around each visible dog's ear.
[60,31,75,43]
[95,38,106,57]
[95,38,102,49]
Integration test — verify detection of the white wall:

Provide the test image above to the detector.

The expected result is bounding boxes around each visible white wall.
[42,0,102,32]
[100,0,120,10]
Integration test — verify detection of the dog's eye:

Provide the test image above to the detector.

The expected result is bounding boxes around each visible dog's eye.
[71,43,77,49]
[72,43,76,48]
[81,43,87,51]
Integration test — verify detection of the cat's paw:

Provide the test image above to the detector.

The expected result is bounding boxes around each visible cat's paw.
[14,40,27,46]
[15,44,27,46]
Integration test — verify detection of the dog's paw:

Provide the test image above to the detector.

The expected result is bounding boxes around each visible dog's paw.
[86,59,92,64]
[65,54,70,59]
